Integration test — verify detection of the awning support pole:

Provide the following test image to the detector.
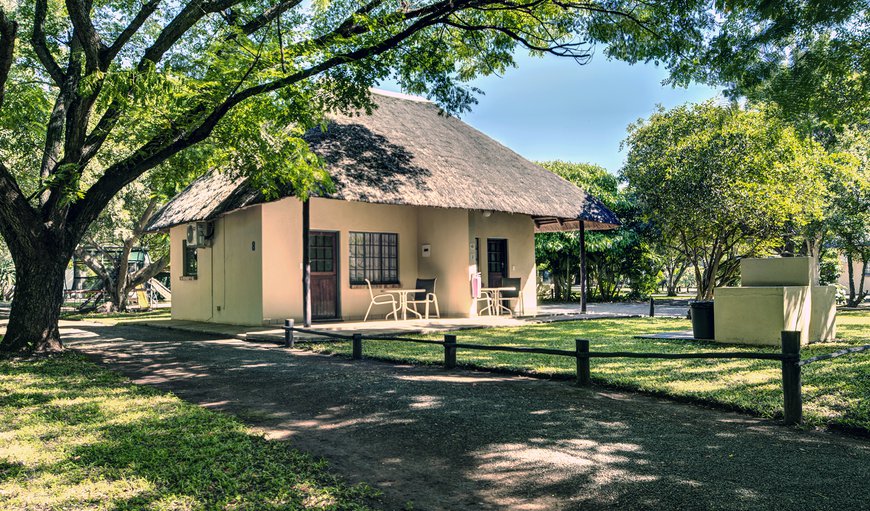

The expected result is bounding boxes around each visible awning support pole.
[302,199,312,327]
[579,221,587,314]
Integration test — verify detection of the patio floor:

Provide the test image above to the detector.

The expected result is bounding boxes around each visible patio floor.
[141,301,677,342]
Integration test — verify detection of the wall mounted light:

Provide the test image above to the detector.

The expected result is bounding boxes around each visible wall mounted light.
[482,211,492,218]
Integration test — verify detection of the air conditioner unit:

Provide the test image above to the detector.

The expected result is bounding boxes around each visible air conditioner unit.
[185,222,212,248]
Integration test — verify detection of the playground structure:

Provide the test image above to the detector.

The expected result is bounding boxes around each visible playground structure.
[61,246,171,312]
[62,278,171,311]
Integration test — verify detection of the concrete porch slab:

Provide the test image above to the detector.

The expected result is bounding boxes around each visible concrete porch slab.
[141,308,645,343]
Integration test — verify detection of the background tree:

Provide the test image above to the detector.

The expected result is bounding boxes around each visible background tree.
[826,128,870,306]
[73,178,169,312]
[0,236,13,301]
[535,160,657,302]
[687,1,869,149]
[652,236,691,296]
[621,102,830,300]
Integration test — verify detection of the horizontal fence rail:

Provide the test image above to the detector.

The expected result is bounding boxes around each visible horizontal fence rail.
[282,319,870,426]
[798,344,870,366]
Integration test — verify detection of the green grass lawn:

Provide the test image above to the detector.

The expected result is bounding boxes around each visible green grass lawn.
[0,353,378,510]
[306,310,870,432]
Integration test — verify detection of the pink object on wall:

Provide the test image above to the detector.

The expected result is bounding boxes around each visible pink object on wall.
[471,273,483,298]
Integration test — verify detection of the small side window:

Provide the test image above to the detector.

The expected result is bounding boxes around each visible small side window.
[182,240,198,277]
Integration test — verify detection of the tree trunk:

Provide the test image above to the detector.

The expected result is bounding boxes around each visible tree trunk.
[845,254,868,307]
[1,251,69,352]
[846,253,856,304]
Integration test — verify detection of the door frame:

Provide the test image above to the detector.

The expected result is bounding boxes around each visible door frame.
[309,230,341,321]
[486,238,509,288]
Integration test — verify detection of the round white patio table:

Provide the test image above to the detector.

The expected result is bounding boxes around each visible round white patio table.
[382,288,426,320]
[481,286,516,316]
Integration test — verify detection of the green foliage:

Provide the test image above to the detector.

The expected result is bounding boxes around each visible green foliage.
[535,161,658,302]
[306,312,870,431]
[0,353,379,510]
[0,236,12,300]
[688,3,870,146]
[621,102,832,298]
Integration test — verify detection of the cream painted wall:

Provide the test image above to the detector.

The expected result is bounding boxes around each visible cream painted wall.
[810,286,837,341]
[170,224,212,321]
[261,197,420,321]
[174,198,540,324]
[469,210,537,316]
[416,207,471,316]
[212,207,263,324]
[169,208,264,325]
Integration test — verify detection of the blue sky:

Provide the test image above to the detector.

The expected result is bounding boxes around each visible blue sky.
[381,52,720,173]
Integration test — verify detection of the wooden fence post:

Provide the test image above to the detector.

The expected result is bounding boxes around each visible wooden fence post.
[649,297,655,317]
[781,331,802,425]
[284,319,294,348]
[352,333,363,360]
[444,334,457,369]
[576,339,591,386]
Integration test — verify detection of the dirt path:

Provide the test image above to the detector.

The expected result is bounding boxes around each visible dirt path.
[66,324,870,511]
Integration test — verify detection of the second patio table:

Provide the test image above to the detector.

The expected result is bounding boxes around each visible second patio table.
[383,288,426,320]
[481,286,516,316]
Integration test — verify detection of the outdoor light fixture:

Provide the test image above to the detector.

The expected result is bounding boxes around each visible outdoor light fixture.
[482,211,492,218]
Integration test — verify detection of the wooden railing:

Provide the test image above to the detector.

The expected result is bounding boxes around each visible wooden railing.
[282,320,869,426]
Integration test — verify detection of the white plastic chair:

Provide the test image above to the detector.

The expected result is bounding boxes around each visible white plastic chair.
[471,272,493,315]
[363,279,399,321]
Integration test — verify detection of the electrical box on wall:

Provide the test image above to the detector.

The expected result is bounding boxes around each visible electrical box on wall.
[421,244,431,258]
[186,222,213,248]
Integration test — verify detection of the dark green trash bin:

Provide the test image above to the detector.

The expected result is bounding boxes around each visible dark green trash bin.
[690,301,715,340]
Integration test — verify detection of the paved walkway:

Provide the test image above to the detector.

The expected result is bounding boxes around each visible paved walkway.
[65,323,870,511]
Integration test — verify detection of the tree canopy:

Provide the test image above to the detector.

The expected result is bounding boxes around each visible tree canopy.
[621,102,834,299]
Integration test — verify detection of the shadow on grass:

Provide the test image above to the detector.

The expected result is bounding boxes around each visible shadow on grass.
[0,353,379,510]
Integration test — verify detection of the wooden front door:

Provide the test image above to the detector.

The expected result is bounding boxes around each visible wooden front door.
[310,231,339,320]
[487,239,508,288]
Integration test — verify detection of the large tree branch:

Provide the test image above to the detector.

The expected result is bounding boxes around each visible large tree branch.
[74,246,110,282]
[66,0,105,72]
[142,0,238,66]
[78,0,242,170]
[68,4,453,239]
[0,9,16,110]
[239,0,305,35]
[69,0,621,242]
[129,253,168,288]
[0,162,44,254]
[104,0,162,63]
[32,0,66,85]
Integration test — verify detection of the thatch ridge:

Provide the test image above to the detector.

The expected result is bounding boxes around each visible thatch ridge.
[146,90,620,232]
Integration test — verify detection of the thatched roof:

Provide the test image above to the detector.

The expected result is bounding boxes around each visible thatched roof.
[147,90,620,232]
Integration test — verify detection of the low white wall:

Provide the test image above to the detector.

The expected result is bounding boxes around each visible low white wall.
[810,286,837,341]
[741,257,812,287]
[714,286,811,345]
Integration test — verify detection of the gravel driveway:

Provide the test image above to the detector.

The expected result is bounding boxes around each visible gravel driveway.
[66,323,870,511]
